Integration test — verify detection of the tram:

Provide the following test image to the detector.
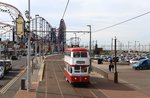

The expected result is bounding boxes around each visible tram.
[64,47,90,84]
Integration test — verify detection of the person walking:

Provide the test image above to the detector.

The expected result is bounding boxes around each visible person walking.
[111,63,114,72]
[109,64,112,72]
[109,58,114,72]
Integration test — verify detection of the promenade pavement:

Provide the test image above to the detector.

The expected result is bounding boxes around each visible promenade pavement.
[13,56,43,98]
[92,60,150,98]
[13,56,150,98]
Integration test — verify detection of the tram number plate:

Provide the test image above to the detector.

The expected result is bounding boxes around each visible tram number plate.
[76,61,85,64]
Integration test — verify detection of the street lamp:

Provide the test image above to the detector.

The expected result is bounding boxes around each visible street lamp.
[128,41,132,53]
[111,38,113,51]
[87,25,91,71]
[25,0,31,92]
[135,41,139,52]
[114,36,118,83]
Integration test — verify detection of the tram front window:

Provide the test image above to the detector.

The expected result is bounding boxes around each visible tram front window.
[73,52,80,58]
[81,66,87,73]
[73,52,88,58]
[81,52,87,57]
[74,66,88,73]
[74,66,80,73]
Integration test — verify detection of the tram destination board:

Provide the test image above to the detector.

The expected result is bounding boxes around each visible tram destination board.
[76,61,85,64]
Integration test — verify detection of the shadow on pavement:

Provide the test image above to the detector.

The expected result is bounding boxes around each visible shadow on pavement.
[91,76,135,91]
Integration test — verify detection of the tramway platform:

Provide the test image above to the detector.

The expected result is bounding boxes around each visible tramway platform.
[13,55,149,98]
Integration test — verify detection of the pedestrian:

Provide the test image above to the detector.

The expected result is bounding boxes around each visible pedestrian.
[109,64,111,72]
[109,58,114,72]
[111,64,114,72]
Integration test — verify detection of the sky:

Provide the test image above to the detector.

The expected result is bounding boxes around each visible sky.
[0,0,150,49]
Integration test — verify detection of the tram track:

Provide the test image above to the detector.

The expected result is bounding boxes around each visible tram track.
[57,60,100,98]
[45,63,48,98]
[43,55,107,98]
[44,60,64,98]
[52,63,64,98]
[72,81,104,98]
[89,90,99,98]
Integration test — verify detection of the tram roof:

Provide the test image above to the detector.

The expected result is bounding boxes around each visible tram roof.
[65,47,88,52]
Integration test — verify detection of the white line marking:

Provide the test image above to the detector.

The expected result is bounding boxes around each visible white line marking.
[89,90,98,98]
[45,64,48,98]
[53,64,64,98]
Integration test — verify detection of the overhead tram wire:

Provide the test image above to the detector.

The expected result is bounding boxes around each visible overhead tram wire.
[94,11,150,33]
[69,11,150,42]
[61,0,90,41]
[62,0,70,19]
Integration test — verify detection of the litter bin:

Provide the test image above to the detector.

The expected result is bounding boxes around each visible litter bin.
[98,59,103,64]
[21,78,26,90]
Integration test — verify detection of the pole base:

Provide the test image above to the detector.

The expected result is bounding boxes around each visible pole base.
[114,71,118,83]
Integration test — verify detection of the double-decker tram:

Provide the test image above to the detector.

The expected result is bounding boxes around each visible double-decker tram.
[64,47,90,84]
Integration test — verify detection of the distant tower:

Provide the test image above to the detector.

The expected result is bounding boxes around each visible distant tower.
[58,19,66,52]
[51,28,57,52]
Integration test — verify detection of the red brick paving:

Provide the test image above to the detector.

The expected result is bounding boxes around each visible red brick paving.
[13,56,150,98]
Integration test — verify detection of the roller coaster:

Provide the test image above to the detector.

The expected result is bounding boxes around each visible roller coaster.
[0,2,66,53]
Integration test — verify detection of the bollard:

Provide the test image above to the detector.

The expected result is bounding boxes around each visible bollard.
[21,78,26,90]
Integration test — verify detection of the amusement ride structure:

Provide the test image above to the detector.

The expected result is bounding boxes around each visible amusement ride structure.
[0,2,67,53]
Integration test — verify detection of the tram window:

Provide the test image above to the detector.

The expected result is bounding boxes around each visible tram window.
[64,65,67,69]
[81,66,87,73]
[68,66,72,73]
[81,52,87,57]
[70,67,72,73]
[74,66,80,73]
[65,52,71,57]
[68,52,71,56]
[73,52,80,58]
[67,66,69,72]
[64,52,67,55]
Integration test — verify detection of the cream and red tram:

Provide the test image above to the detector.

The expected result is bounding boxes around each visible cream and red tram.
[64,47,90,84]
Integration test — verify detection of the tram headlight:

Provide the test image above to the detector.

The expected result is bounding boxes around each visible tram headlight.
[74,77,77,80]
[84,77,87,80]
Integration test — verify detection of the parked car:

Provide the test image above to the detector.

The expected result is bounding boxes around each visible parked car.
[4,60,12,71]
[0,59,12,74]
[113,57,119,62]
[0,66,4,79]
[132,58,150,70]
[94,55,100,60]
[22,53,27,56]
[130,58,139,64]
[11,55,18,60]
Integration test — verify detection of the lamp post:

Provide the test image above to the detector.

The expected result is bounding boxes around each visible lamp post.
[111,38,113,51]
[138,43,141,52]
[128,41,132,53]
[135,41,139,52]
[87,25,91,71]
[25,0,31,92]
[0,39,1,59]
[114,36,118,83]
